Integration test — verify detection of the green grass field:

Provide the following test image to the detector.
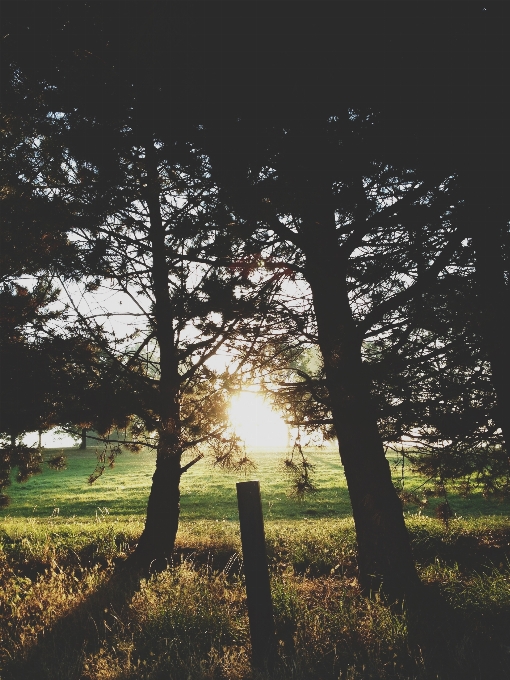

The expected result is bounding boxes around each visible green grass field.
[2,445,510,521]
[2,446,510,679]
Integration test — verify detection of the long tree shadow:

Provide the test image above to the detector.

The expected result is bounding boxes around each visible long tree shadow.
[3,544,243,680]
[405,583,510,680]
[4,563,144,680]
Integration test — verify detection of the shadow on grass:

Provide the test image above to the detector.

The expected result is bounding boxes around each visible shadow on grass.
[3,529,510,680]
[404,584,510,680]
[2,542,244,680]
[3,563,142,680]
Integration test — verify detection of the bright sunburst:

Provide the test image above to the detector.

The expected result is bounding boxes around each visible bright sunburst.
[229,390,289,448]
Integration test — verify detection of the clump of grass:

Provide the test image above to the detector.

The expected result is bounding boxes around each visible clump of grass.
[406,515,510,574]
[265,519,357,577]
[443,563,510,614]
[0,518,143,580]
[82,565,249,680]
[0,557,106,673]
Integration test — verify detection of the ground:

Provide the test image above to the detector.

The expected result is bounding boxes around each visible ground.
[1,446,509,679]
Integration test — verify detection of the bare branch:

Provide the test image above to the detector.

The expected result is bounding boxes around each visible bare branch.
[180,452,205,473]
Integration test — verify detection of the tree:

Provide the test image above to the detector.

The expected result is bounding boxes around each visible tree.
[1,2,274,567]
[370,1,506,449]
[0,280,60,445]
[0,277,146,504]
[367,273,507,495]
[51,134,279,565]
[0,282,54,505]
[202,110,469,598]
[361,92,508,486]
[3,0,503,591]
[5,40,282,568]
[460,172,509,450]
[0,21,148,503]
[0,69,81,501]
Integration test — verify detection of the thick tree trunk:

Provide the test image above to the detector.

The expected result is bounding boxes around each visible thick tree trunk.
[133,443,182,565]
[303,212,420,600]
[473,231,510,449]
[131,138,183,568]
[79,428,87,450]
[468,174,510,450]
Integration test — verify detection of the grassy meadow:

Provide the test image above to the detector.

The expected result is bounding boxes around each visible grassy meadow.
[1,445,510,679]
[2,445,510,521]
[1,445,353,521]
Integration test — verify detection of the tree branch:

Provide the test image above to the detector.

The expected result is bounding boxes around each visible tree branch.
[358,228,464,335]
[180,452,204,473]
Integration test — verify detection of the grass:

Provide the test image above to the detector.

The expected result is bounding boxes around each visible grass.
[2,445,510,520]
[1,446,510,678]
[1,445,354,520]
[1,517,510,679]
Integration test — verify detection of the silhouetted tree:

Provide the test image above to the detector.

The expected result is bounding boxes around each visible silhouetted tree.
[459,173,509,449]
[3,0,503,592]
[2,4,283,565]
[203,109,469,598]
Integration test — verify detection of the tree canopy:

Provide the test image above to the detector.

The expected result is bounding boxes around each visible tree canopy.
[0,0,505,596]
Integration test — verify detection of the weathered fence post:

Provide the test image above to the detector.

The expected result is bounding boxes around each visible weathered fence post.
[236,480,276,669]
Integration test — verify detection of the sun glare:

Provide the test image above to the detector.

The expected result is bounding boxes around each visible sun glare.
[229,390,289,449]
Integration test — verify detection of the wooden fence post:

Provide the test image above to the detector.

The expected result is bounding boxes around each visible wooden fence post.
[236,480,276,668]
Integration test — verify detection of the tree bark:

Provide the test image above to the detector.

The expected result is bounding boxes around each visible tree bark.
[133,445,182,565]
[132,138,183,567]
[79,428,87,450]
[303,206,420,600]
[467,173,510,451]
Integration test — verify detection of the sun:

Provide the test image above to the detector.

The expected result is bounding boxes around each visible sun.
[229,390,289,449]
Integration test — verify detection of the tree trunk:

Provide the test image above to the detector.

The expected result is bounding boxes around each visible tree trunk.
[303,214,420,600]
[131,137,183,568]
[133,443,182,566]
[468,173,510,451]
[79,428,87,450]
